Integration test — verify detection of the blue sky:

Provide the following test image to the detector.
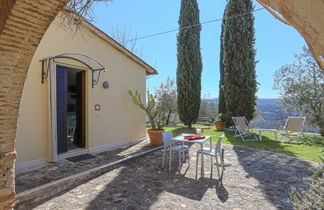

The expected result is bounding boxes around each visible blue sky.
[91,0,306,99]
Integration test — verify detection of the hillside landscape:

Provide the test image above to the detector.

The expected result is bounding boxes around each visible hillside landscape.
[208,98,319,133]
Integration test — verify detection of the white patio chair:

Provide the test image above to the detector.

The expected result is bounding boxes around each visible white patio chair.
[232,116,259,141]
[196,134,224,180]
[279,116,306,144]
[161,131,189,169]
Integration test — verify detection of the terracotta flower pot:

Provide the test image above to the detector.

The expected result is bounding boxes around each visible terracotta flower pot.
[215,122,225,131]
[148,129,164,146]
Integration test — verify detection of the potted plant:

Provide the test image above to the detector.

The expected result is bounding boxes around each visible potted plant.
[214,113,226,131]
[129,90,164,146]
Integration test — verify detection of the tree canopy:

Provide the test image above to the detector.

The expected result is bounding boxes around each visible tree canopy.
[221,0,257,125]
[274,46,324,136]
[155,78,177,125]
[176,0,202,128]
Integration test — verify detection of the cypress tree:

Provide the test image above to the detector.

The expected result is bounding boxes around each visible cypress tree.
[218,5,228,116]
[222,0,257,124]
[176,0,202,128]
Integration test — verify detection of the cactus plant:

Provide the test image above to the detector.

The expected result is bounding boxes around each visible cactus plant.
[128,90,164,130]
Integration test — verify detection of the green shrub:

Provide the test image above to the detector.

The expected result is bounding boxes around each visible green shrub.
[290,166,324,209]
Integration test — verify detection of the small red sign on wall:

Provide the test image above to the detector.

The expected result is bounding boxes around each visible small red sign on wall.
[95,104,101,111]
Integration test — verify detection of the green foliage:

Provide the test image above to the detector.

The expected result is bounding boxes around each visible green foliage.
[176,0,202,128]
[199,98,218,121]
[155,77,178,125]
[161,125,324,163]
[214,113,230,123]
[128,90,164,130]
[218,4,227,115]
[221,0,257,125]
[215,113,223,122]
[273,46,324,136]
[153,107,167,130]
[290,166,324,209]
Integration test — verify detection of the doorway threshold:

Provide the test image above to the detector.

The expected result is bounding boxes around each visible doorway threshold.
[57,148,88,161]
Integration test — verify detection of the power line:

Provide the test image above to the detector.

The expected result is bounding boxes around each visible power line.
[125,7,265,43]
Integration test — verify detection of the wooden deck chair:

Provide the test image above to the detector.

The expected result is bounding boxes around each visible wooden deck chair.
[232,116,259,141]
[279,117,306,144]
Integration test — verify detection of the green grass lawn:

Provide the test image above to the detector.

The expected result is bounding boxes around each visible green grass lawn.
[155,124,324,163]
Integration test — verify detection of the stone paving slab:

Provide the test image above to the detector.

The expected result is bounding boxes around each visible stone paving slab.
[16,139,155,193]
[19,143,319,210]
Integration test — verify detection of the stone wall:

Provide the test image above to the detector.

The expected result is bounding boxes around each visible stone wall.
[0,0,68,208]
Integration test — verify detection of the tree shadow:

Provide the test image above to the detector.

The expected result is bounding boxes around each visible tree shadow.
[224,130,315,209]
[19,145,230,209]
[303,135,324,147]
[20,128,319,209]
[85,151,220,210]
[15,140,151,193]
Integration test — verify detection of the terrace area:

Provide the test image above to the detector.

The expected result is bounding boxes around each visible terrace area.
[15,126,322,209]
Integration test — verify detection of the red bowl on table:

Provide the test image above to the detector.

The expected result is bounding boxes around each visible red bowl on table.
[184,135,205,140]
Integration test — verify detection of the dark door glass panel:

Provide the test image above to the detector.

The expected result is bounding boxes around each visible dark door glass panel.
[74,71,85,148]
[56,66,68,154]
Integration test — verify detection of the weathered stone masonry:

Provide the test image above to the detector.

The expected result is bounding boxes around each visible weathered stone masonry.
[0,0,68,208]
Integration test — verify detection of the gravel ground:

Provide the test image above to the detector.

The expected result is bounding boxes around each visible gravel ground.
[20,142,318,210]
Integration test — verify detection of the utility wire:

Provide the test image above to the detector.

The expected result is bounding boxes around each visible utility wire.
[125,7,265,43]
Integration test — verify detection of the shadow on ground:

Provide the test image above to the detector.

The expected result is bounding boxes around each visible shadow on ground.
[224,130,315,209]
[15,139,151,193]
[85,153,224,209]
[19,128,319,209]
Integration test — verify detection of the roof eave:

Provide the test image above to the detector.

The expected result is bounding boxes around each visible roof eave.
[81,19,158,76]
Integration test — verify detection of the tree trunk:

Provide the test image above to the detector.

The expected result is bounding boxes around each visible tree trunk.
[315,114,324,136]
[318,119,324,136]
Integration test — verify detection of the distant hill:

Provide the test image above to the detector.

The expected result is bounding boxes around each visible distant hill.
[209,98,278,107]
[202,98,319,132]
[207,98,285,129]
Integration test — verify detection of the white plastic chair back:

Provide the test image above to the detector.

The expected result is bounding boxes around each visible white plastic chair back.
[163,131,173,147]
[285,117,305,133]
[215,135,223,154]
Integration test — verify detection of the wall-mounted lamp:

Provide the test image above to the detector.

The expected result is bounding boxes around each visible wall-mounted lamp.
[103,81,109,89]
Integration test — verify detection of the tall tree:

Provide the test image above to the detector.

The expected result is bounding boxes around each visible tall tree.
[222,0,257,124]
[176,0,202,128]
[274,46,324,136]
[218,4,228,117]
